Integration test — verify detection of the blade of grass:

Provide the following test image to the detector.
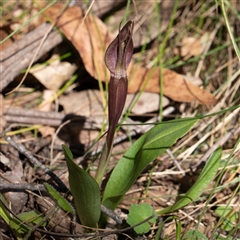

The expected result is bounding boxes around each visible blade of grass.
[220,0,240,62]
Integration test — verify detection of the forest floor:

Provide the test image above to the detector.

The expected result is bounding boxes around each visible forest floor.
[0,1,240,239]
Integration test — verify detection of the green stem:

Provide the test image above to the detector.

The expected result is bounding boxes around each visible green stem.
[95,127,115,185]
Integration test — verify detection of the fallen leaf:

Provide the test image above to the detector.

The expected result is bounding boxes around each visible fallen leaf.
[46,4,216,104]
[59,90,104,117]
[0,29,12,51]
[30,54,77,91]
[126,92,170,115]
[38,126,55,138]
[164,222,177,236]
[174,33,210,60]
[180,74,203,86]
[45,4,113,82]
[127,65,217,104]
[38,90,55,111]
[35,196,72,234]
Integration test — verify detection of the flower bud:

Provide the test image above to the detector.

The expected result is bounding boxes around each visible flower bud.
[105,21,134,135]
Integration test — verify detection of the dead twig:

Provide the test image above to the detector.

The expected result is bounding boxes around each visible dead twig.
[0,182,46,193]
[4,107,100,129]
[0,131,69,192]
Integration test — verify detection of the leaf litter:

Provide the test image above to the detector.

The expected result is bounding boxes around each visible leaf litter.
[46,3,217,104]
[0,1,240,239]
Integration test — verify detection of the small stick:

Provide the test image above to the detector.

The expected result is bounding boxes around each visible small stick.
[0,132,68,193]
[4,107,99,128]
[0,182,45,192]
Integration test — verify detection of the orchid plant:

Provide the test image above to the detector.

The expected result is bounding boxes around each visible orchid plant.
[62,20,221,233]
[63,21,135,227]
[95,21,134,185]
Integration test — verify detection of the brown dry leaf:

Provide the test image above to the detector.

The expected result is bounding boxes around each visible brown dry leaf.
[127,65,216,104]
[38,126,55,138]
[45,3,113,82]
[46,4,216,104]
[36,196,72,234]
[0,152,10,166]
[174,33,210,60]
[0,29,12,51]
[164,222,177,237]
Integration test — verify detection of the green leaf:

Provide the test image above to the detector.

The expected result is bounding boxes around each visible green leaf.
[102,118,198,210]
[182,230,208,240]
[127,203,157,234]
[19,210,46,226]
[0,193,11,225]
[0,194,28,238]
[158,147,221,214]
[10,219,29,235]
[10,210,45,235]
[43,183,75,214]
[215,206,236,231]
[62,145,101,227]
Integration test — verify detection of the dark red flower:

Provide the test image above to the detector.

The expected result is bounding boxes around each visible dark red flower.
[105,21,134,143]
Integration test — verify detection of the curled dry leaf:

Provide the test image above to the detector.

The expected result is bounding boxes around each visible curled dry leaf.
[46,3,216,104]
[45,3,113,82]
